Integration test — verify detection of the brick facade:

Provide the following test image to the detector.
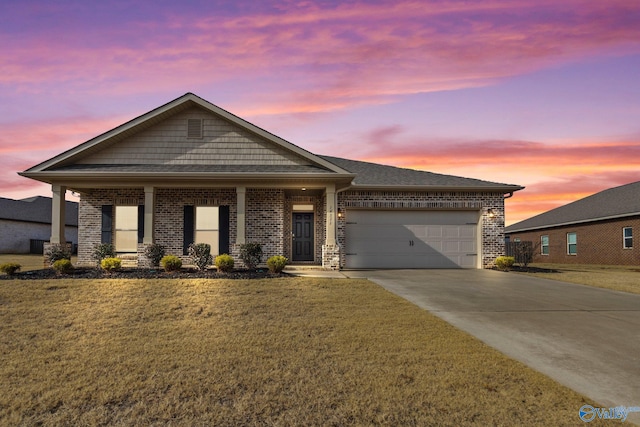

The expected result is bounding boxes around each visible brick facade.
[507,217,640,265]
[337,190,506,268]
[76,187,508,269]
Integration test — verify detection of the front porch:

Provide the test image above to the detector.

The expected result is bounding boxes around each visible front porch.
[49,185,342,270]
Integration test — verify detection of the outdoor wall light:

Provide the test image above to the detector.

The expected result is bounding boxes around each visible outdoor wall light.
[487,208,496,218]
[337,208,344,219]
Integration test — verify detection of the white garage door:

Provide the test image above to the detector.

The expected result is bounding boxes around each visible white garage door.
[345,210,479,269]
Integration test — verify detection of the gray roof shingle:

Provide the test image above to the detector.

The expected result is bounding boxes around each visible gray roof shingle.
[320,156,522,190]
[505,181,640,233]
[0,196,78,226]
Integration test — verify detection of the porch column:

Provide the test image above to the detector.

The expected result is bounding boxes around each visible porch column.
[236,186,246,244]
[144,186,154,244]
[325,184,337,246]
[50,184,67,244]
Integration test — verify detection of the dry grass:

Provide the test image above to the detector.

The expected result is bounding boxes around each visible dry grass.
[516,263,640,295]
[0,254,78,272]
[0,278,603,426]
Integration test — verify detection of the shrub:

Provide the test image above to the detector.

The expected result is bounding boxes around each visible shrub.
[495,256,515,271]
[0,263,21,275]
[215,254,235,273]
[144,243,166,268]
[92,243,116,266]
[161,255,182,272]
[188,243,213,271]
[45,243,72,265]
[101,257,122,273]
[266,256,288,274]
[239,243,263,269]
[53,259,74,274]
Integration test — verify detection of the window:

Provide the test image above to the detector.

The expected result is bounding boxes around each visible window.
[541,235,549,255]
[115,206,138,253]
[195,206,219,255]
[567,232,577,255]
[623,227,633,249]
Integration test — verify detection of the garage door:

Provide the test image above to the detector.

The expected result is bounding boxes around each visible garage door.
[345,210,479,269]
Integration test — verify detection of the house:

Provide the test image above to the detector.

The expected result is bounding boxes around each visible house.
[19,93,522,269]
[505,181,640,265]
[0,196,78,254]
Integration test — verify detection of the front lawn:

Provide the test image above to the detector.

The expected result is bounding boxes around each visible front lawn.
[0,278,601,426]
[513,263,640,295]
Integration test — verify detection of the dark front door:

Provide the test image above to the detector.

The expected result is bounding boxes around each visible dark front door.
[293,212,314,261]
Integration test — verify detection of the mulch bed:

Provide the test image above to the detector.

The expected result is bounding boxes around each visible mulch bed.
[496,265,561,273]
[0,267,287,281]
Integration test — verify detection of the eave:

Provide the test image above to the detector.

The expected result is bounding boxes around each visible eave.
[506,211,640,234]
[347,183,525,193]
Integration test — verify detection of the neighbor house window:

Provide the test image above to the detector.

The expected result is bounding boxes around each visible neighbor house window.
[115,206,138,253]
[623,227,633,249]
[195,206,219,255]
[541,235,549,255]
[567,232,577,255]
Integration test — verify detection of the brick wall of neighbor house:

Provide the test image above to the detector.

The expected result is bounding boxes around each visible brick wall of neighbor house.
[507,217,640,265]
[337,190,506,268]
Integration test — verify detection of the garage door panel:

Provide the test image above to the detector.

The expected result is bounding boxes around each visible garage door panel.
[345,210,479,269]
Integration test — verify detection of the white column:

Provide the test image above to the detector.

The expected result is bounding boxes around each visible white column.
[50,185,67,244]
[325,184,337,246]
[144,186,154,244]
[236,186,246,244]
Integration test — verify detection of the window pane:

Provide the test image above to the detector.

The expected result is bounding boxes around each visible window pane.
[116,206,138,230]
[196,206,219,230]
[115,230,138,252]
[567,233,577,254]
[624,228,633,248]
[195,230,219,254]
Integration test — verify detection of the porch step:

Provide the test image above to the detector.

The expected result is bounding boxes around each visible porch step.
[119,254,138,268]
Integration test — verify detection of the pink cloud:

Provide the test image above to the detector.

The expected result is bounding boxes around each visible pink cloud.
[2,0,639,114]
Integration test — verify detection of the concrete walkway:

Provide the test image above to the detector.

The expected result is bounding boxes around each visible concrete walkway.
[343,269,640,424]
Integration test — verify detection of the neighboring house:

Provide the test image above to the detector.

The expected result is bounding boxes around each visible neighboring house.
[0,196,78,254]
[20,93,522,269]
[505,181,640,265]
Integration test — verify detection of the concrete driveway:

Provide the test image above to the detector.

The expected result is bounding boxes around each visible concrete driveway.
[344,269,640,423]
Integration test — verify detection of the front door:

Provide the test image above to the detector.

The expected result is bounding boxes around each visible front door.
[293,212,314,261]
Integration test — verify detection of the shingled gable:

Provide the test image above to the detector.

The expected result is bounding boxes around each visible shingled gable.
[20,92,353,185]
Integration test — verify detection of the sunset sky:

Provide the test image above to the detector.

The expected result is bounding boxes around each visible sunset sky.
[1,0,639,225]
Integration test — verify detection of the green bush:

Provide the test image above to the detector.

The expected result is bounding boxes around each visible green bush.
[53,259,74,274]
[101,257,122,273]
[239,243,262,269]
[0,263,21,275]
[266,256,288,274]
[188,243,213,271]
[144,243,166,268]
[92,243,116,266]
[161,255,182,272]
[495,256,515,271]
[46,243,72,265]
[215,254,235,273]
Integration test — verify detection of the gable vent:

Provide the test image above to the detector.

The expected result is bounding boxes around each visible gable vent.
[187,119,203,138]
